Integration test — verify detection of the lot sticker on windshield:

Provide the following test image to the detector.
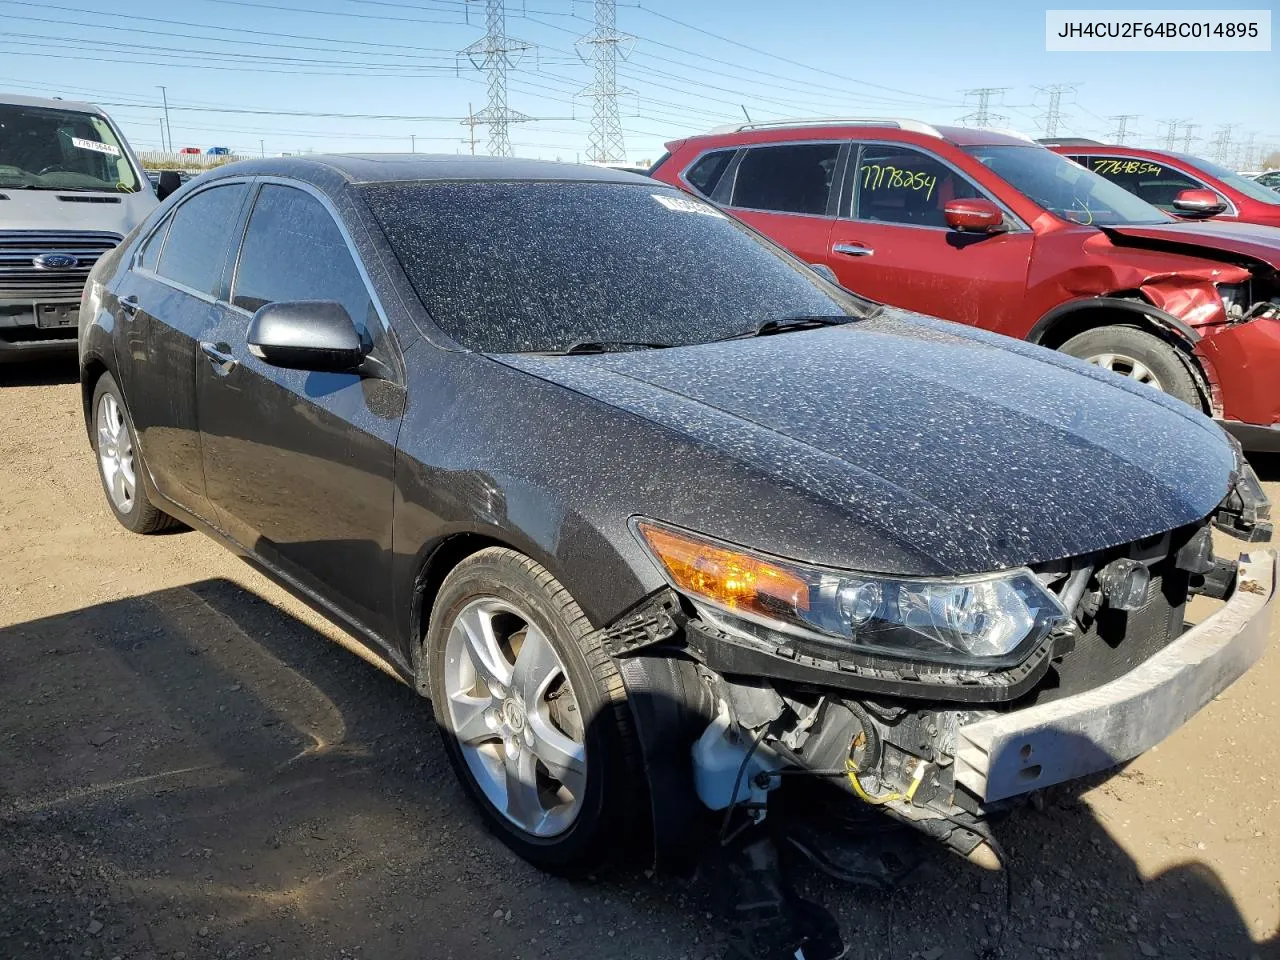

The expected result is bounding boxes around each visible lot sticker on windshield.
[652,193,725,218]
[1092,159,1162,177]
[71,137,120,157]
[861,164,938,201]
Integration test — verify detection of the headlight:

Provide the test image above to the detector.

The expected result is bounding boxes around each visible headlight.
[634,519,1068,667]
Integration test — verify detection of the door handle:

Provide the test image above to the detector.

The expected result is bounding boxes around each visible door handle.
[832,242,874,257]
[119,295,139,316]
[199,341,237,375]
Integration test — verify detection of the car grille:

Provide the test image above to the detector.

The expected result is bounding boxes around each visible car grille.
[0,230,122,302]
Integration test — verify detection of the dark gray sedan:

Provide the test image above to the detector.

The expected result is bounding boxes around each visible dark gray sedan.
[78,155,1274,877]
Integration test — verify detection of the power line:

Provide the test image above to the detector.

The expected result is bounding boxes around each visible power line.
[631,2,960,106]
[1159,118,1179,150]
[576,0,632,163]
[461,0,532,157]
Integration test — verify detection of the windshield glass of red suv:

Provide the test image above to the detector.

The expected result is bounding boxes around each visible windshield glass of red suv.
[965,145,1170,226]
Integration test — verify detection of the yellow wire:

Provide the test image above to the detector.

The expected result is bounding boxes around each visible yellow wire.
[845,756,928,807]
[844,757,903,805]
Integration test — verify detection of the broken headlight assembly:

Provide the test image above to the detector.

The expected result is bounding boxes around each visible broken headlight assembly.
[1215,281,1251,322]
[633,519,1068,668]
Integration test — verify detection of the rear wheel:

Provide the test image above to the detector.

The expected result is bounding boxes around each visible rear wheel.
[1058,325,1201,409]
[91,373,179,534]
[424,548,644,873]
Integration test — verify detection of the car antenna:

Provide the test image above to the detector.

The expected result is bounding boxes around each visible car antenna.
[741,105,752,124]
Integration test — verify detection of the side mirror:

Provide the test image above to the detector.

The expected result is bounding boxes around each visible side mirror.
[247,300,366,372]
[156,170,182,202]
[1172,188,1227,217]
[944,198,1006,233]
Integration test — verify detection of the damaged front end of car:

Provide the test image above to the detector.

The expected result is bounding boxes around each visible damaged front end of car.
[603,456,1275,885]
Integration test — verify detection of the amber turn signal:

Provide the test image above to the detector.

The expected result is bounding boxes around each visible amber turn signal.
[635,520,810,615]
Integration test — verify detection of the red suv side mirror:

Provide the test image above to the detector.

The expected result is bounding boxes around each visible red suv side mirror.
[944,198,1005,233]
[1171,188,1227,217]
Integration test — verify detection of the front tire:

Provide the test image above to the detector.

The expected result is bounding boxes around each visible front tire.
[1058,325,1200,409]
[91,372,178,534]
[424,548,645,873]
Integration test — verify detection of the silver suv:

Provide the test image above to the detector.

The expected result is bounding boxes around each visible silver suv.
[0,93,159,361]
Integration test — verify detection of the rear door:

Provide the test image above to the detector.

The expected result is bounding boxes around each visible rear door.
[827,142,1034,331]
[113,180,251,518]
[195,179,405,639]
[716,141,845,266]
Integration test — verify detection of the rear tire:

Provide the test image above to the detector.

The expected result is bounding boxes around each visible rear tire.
[1058,325,1200,409]
[91,372,179,534]
[424,547,645,874]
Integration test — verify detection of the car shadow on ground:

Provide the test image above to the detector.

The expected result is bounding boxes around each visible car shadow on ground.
[0,356,79,387]
[0,579,1274,959]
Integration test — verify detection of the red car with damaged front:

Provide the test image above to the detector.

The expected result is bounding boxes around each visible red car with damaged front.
[650,121,1280,451]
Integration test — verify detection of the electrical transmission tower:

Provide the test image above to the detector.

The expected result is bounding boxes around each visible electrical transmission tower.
[1159,118,1179,150]
[1109,115,1138,145]
[577,0,634,163]
[1210,124,1234,163]
[1180,123,1199,152]
[1036,83,1077,139]
[958,88,1009,128]
[461,0,531,157]
[1238,131,1256,169]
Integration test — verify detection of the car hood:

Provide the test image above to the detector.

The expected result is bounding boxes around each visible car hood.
[1101,220,1280,269]
[498,311,1238,574]
[0,188,157,236]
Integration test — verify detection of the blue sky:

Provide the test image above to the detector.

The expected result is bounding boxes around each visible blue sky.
[0,0,1276,165]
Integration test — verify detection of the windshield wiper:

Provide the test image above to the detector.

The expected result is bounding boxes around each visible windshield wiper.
[713,315,853,342]
[547,339,675,355]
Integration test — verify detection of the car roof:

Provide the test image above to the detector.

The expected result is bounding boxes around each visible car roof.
[0,91,104,114]
[669,121,1035,151]
[203,153,656,186]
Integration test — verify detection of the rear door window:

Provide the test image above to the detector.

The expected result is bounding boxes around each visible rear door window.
[729,143,840,216]
[231,183,378,341]
[136,214,170,272]
[683,149,735,199]
[850,144,983,228]
[155,183,249,295]
[1076,155,1206,212]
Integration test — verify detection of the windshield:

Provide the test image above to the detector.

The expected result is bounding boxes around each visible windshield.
[0,103,142,193]
[361,181,869,353]
[964,145,1170,226]
[1173,152,1280,206]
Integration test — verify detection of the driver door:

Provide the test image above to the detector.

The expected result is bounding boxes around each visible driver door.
[195,180,406,638]
[827,142,1033,332]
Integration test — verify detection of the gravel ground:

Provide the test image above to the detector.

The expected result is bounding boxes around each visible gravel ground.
[1,359,1277,960]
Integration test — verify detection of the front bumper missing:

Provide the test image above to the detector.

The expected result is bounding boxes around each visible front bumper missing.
[954,550,1275,804]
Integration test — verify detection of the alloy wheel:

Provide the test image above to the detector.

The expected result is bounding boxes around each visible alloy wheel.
[96,393,136,513]
[442,597,587,838]
[1085,352,1164,391]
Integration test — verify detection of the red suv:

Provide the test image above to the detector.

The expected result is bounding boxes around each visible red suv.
[650,120,1280,451]
[1042,139,1280,227]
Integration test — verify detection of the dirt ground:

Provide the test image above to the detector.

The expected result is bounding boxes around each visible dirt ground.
[2,358,1277,960]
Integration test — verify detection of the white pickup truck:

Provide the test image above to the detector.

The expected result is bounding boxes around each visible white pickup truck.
[1,93,171,362]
